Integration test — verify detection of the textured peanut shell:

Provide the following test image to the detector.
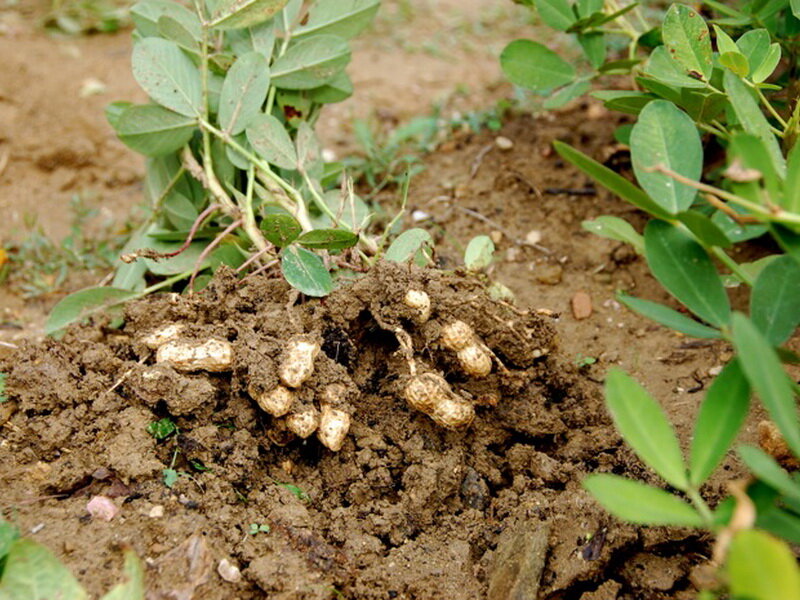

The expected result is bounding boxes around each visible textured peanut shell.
[286,406,320,438]
[457,345,492,378]
[279,337,320,388]
[440,320,475,351]
[256,386,296,417]
[140,324,185,350]
[403,289,431,323]
[156,339,233,372]
[317,407,351,452]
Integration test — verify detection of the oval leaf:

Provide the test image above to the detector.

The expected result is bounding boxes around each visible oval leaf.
[751,255,800,345]
[605,368,689,490]
[272,35,351,90]
[296,229,358,251]
[260,213,302,247]
[281,245,333,296]
[731,312,800,457]
[617,292,722,339]
[0,539,87,600]
[464,235,495,271]
[582,216,644,254]
[728,530,800,600]
[689,360,750,487]
[630,100,702,214]
[644,220,731,327]
[500,39,575,92]
[209,0,289,30]
[739,445,800,503]
[46,287,140,336]
[116,104,196,157]
[384,228,433,264]
[584,474,703,527]
[246,113,297,170]
[132,38,202,117]
[219,52,271,135]
[662,4,712,81]
[294,0,379,40]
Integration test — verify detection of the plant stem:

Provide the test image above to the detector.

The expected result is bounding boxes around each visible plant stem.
[751,83,788,129]
[687,487,715,528]
[712,246,754,286]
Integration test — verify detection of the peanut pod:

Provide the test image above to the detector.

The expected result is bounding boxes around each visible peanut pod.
[253,385,296,417]
[286,405,320,438]
[156,339,233,372]
[440,320,493,378]
[279,336,321,388]
[402,372,475,429]
[317,407,351,452]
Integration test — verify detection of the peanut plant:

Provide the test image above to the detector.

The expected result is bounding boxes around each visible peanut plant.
[45,0,442,336]
[503,1,800,596]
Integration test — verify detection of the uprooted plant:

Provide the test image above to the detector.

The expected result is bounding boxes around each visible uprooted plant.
[44,0,447,336]
[504,1,800,597]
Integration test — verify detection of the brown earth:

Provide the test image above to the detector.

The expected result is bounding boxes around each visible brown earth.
[0,1,759,599]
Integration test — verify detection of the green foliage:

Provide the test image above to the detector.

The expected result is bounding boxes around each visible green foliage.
[0,518,143,599]
[0,374,6,404]
[48,0,391,333]
[146,417,178,440]
[505,1,800,589]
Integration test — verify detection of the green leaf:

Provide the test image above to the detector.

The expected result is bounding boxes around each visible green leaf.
[676,211,731,248]
[219,52,270,136]
[46,287,140,336]
[228,20,276,57]
[661,4,712,81]
[731,313,800,457]
[0,539,87,600]
[720,51,750,77]
[294,0,379,40]
[552,142,671,219]
[384,229,433,265]
[689,360,750,487]
[592,90,654,115]
[643,46,707,89]
[583,474,703,527]
[101,549,145,600]
[713,24,739,55]
[246,113,297,170]
[533,0,575,31]
[793,0,800,18]
[604,368,689,489]
[751,255,800,345]
[543,79,591,110]
[578,32,606,69]
[581,216,644,254]
[728,530,800,600]
[630,101,702,214]
[116,104,196,157]
[644,220,731,327]
[784,144,800,213]
[0,520,19,562]
[271,35,351,90]
[163,192,198,230]
[209,0,289,30]
[296,229,358,251]
[130,0,200,38]
[617,292,722,339]
[739,445,800,503]
[295,121,321,174]
[105,101,133,130]
[464,235,495,271]
[737,29,780,83]
[713,209,768,243]
[146,417,177,440]
[162,469,179,488]
[500,40,576,92]
[724,70,785,177]
[132,38,202,118]
[281,245,333,296]
[729,133,782,202]
[260,212,302,247]
[157,15,199,54]
[308,71,354,104]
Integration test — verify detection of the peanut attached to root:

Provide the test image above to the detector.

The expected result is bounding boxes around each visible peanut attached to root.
[286,405,320,438]
[403,289,431,323]
[254,385,296,417]
[140,324,185,349]
[440,320,493,378]
[402,372,475,429]
[317,407,351,451]
[279,336,321,388]
[156,339,233,372]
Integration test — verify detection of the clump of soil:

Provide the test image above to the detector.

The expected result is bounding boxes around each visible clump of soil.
[0,262,706,599]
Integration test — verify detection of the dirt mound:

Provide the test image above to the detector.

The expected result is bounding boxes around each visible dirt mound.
[0,263,705,599]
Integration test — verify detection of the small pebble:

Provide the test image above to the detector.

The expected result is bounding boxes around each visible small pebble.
[149,505,165,518]
[490,230,503,245]
[571,292,593,320]
[412,210,431,222]
[87,495,119,522]
[218,558,242,583]
[708,365,723,377]
[495,136,514,150]
[525,230,542,245]
[535,263,563,286]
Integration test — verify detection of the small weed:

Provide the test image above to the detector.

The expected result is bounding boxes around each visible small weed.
[146,417,178,440]
[0,373,6,403]
[4,197,124,299]
[248,523,270,536]
[43,0,130,35]
[574,354,597,368]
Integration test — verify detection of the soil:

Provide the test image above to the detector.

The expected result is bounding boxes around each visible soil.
[0,2,760,599]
